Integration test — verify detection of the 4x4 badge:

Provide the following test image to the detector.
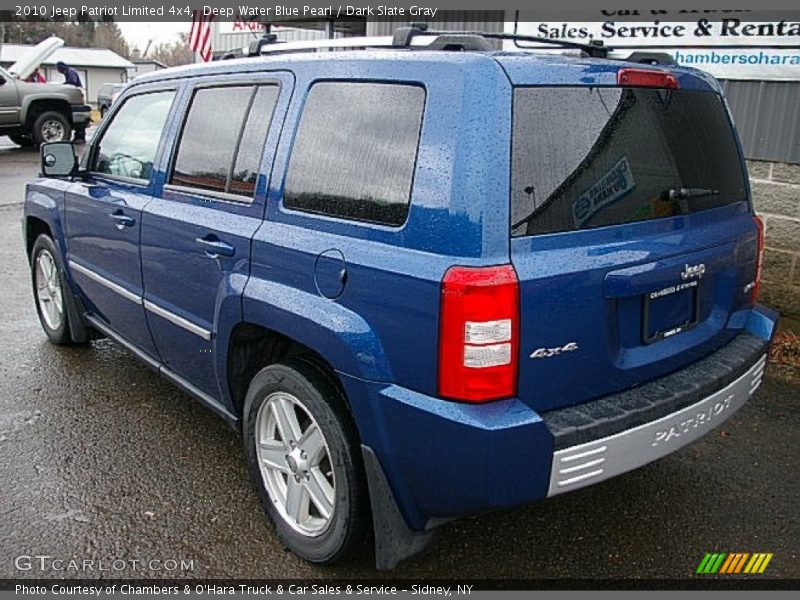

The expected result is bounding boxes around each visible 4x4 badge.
[530,342,579,359]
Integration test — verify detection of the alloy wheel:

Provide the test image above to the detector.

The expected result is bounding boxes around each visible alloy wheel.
[256,391,336,536]
[35,250,64,331]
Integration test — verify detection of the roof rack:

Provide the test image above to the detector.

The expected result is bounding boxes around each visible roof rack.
[248,24,609,58]
[249,35,394,56]
[393,24,608,57]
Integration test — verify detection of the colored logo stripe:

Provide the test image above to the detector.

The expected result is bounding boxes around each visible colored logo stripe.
[697,552,773,574]
[745,553,774,574]
[697,553,727,573]
[719,554,737,573]
[719,553,749,573]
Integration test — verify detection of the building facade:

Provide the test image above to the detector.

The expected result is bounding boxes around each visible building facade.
[129,59,167,78]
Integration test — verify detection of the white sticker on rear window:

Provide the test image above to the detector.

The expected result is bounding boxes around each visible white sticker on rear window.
[572,156,637,227]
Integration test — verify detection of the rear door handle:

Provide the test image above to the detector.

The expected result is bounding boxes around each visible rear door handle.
[109,210,135,229]
[196,235,235,258]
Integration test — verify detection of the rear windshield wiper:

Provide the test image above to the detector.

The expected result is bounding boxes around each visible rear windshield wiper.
[661,187,720,200]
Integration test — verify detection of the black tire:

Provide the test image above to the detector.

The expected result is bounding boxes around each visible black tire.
[9,134,36,147]
[30,235,74,344]
[100,106,107,119]
[243,359,369,564]
[31,111,72,145]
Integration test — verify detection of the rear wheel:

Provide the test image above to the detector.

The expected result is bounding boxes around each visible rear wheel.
[30,235,73,344]
[243,359,369,564]
[31,111,71,145]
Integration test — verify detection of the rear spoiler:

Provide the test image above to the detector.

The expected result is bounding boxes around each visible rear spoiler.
[610,51,677,66]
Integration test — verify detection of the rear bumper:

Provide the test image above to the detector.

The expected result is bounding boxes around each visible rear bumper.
[70,104,92,126]
[342,305,778,531]
[548,351,765,496]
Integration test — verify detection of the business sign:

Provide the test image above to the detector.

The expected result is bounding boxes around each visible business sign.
[661,48,799,80]
[217,16,264,35]
[508,15,800,80]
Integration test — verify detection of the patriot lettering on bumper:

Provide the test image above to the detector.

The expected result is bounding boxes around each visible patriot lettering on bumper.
[548,353,766,496]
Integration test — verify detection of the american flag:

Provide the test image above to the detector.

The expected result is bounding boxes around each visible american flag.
[189,11,214,62]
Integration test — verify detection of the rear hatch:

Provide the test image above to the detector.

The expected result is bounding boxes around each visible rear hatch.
[506,68,759,412]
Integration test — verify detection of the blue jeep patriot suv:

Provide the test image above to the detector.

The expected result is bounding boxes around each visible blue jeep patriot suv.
[24,29,778,568]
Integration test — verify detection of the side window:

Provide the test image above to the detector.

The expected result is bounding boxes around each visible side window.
[231,86,280,195]
[284,82,425,226]
[94,90,176,181]
[170,84,279,198]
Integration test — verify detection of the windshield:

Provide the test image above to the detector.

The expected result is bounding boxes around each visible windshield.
[511,87,747,237]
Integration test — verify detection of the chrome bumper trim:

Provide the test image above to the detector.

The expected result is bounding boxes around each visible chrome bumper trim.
[547,354,767,496]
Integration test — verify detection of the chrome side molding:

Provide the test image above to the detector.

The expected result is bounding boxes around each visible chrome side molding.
[68,259,212,341]
[68,260,141,304]
[143,299,212,340]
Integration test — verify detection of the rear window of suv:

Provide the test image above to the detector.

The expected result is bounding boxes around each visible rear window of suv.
[511,87,747,237]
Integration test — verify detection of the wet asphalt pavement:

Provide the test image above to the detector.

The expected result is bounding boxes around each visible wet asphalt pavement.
[0,138,798,581]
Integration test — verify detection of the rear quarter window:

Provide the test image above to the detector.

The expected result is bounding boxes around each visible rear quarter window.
[284,82,425,227]
[511,87,747,237]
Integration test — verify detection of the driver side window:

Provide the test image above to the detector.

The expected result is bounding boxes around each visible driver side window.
[93,90,176,181]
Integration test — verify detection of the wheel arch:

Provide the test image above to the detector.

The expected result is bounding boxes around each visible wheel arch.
[24,215,53,259]
[26,213,91,344]
[224,322,354,425]
[220,282,394,443]
[24,190,67,262]
[22,97,73,130]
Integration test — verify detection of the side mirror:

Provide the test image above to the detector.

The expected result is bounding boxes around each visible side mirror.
[40,142,78,177]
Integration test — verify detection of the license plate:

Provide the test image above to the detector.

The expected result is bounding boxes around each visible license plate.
[642,280,700,344]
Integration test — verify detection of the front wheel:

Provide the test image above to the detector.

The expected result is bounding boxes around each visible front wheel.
[30,235,73,344]
[31,111,72,145]
[243,359,369,564]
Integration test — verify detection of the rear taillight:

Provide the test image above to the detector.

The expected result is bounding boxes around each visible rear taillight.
[750,215,765,305]
[438,265,519,403]
[617,68,679,89]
